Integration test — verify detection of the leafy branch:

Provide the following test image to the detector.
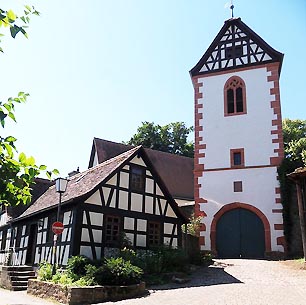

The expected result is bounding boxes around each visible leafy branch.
[0,5,40,52]
[0,93,59,206]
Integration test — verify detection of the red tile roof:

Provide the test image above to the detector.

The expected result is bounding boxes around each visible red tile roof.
[89,138,194,200]
[15,146,140,220]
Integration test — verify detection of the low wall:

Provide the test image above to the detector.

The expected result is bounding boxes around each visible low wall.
[27,279,146,305]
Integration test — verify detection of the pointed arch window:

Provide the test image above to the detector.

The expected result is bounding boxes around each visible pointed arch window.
[224,76,247,116]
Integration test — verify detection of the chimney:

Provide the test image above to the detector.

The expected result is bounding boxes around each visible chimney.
[68,166,80,177]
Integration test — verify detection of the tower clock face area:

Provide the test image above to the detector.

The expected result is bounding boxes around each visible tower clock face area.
[191,18,285,257]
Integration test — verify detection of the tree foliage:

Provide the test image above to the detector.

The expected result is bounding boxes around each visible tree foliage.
[0,5,39,53]
[0,6,58,207]
[126,122,194,157]
[278,118,306,255]
[283,118,306,166]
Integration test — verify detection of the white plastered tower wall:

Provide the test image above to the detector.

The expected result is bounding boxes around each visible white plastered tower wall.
[191,18,285,256]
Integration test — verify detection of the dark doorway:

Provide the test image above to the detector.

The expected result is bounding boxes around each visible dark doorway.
[216,208,265,258]
[25,224,38,265]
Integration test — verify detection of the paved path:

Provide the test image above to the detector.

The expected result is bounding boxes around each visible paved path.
[1,259,306,305]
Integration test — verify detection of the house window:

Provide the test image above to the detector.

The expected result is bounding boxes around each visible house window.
[105,216,120,246]
[230,148,245,168]
[224,76,246,116]
[148,222,160,247]
[130,165,145,192]
[234,181,243,192]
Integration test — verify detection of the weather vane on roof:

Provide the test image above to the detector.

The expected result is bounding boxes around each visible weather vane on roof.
[225,0,234,18]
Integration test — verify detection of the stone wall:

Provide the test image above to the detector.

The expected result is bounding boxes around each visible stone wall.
[27,279,146,305]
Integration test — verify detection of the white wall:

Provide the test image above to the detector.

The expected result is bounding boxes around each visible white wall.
[196,67,283,252]
[197,68,278,169]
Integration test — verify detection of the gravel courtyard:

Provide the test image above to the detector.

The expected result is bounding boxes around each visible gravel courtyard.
[1,259,306,305]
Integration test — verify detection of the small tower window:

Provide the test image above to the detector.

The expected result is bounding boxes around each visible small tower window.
[233,181,243,192]
[224,76,246,116]
[225,45,243,59]
[230,148,245,168]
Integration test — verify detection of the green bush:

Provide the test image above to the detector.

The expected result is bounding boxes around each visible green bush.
[133,246,188,274]
[37,261,53,281]
[52,272,73,286]
[66,255,91,280]
[74,276,95,287]
[158,246,188,272]
[37,255,144,287]
[99,257,143,286]
[120,247,136,262]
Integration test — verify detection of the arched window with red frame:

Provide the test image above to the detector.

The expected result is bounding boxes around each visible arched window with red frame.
[224,76,247,116]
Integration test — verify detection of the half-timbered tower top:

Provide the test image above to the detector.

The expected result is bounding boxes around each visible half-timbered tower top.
[190,17,283,77]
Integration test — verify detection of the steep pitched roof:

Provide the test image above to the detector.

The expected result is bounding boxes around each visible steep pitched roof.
[14,146,188,223]
[15,146,141,221]
[89,138,194,200]
[190,17,283,77]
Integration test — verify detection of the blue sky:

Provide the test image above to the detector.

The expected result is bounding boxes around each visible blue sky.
[1,0,306,177]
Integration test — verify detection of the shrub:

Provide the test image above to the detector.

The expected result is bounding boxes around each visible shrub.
[202,252,214,266]
[159,247,188,272]
[74,276,95,287]
[135,250,162,274]
[66,255,91,280]
[99,257,143,286]
[37,261,53,281]
[182,214,203,237]
[52,272,73,286]
[83,264,104,286]
[134,246,188,274]
[37,255,144,287]
[120,247,136,262]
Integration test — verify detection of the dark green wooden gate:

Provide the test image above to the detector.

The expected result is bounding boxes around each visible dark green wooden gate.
[216,208,265,258]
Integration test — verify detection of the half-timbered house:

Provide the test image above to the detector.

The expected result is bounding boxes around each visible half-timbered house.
[88,138,194,208]
[8,146,187,266]
[0,178,52,264]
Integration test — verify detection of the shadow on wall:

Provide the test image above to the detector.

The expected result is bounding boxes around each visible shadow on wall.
[149,261,242,291]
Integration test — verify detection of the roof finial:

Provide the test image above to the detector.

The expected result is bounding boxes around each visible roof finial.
[225,0,235,18]
[230,0,234,18]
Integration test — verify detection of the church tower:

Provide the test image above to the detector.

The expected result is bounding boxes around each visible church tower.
[190,17,285,258]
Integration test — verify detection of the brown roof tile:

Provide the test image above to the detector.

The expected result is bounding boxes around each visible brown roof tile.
[89,138,194,200]
[15,146,140,220]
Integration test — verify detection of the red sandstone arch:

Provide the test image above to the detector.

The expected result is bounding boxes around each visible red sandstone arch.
[210,202,271,254]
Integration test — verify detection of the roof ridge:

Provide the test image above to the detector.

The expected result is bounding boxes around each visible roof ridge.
[72,145,140,181]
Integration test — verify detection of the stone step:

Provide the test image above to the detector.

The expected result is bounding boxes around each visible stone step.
[10,286,28,291]
[11,280,28,287]
[10,275,36,281]
[2,265,34,272]
[7,271,36,277]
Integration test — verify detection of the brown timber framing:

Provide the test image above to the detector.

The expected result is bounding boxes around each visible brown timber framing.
[10,202,76,266]
[6,147,187,266]
[190,18,283,77]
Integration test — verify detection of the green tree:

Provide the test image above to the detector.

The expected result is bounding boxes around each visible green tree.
[126,122,194,157]
[283,118,306,166]
[278,118,306,254]
[0,6,58,207]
